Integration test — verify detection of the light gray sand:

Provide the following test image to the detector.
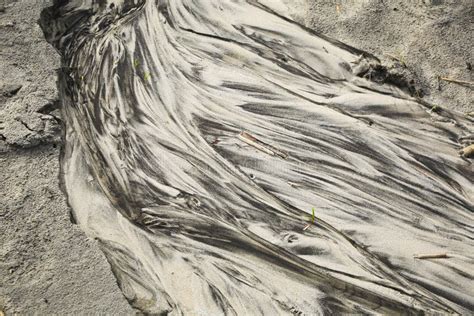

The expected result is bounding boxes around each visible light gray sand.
[0,0,134,314]
[303,0,473,113]
[0,0,472,314]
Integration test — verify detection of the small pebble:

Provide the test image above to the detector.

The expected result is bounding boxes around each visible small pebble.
[2,84,22,97]
[467,62,472,71]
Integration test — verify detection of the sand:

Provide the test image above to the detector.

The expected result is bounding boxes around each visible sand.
[0,0,134,314]
[0,0,472,314]
[303,0,473,113]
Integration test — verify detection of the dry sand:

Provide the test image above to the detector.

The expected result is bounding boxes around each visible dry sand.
[303,0,473,113]
[0,0,472,314]
[0,0,134,314]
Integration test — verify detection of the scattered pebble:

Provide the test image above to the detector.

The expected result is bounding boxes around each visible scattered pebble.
[1,84,22,97]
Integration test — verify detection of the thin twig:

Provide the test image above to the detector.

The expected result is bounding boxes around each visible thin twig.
[288,181,303,188]
[239,131,275,156]
[384,53,407,67]
[439,77,474,86]
[414,253,449,260]
[238,131,288,159]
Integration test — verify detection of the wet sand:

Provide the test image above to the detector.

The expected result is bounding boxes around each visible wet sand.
[40,0,473,314]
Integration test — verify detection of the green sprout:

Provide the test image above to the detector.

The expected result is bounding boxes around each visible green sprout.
[143,72,151,81]
[133,59,140,68]
[303,207,316,231]
[429,104,440,114]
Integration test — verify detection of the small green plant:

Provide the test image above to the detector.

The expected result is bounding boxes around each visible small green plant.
[429,104,440,113]
[143,72,151,81]
[303,207,316,231]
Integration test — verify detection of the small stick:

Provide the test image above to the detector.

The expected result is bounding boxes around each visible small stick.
[238,131,288,159]
[414,253,449,260]
[288,181,303,188]
[439,77,474,86]
[384,53,406,67]
[239,131,275,156]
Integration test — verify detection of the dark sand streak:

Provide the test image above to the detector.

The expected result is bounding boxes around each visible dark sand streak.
[41,0,473,314]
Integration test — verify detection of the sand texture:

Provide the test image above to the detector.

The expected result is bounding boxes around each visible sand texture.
[40,0,473,314]
[0,0,134,314]
[1,0,472,314]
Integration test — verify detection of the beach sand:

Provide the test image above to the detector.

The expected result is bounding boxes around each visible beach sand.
[0,0,471,314]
